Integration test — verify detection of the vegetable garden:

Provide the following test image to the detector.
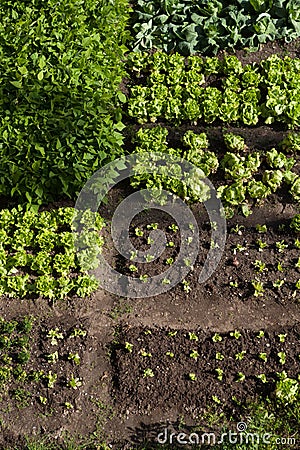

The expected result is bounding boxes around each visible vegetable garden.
[0,0,299,449]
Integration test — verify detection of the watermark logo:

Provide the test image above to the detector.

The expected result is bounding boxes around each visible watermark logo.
[157,423,296,446]
[73,152,226,298]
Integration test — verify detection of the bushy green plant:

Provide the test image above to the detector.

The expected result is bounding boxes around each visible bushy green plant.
[0,0,131,206]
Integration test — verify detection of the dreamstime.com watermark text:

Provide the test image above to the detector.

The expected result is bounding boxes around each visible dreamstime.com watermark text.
[157,423,297,446]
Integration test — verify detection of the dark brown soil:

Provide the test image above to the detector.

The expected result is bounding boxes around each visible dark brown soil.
[111,323,300,426]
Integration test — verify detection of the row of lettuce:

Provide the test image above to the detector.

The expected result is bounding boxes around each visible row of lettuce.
[131,127,300,217]
[0,208,104,299]
[127,53,300,127]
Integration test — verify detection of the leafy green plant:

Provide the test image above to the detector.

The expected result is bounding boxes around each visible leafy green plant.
[212,333,222,342]
[188,332,198,342]
[143,368,154,378]
[125,342,133,353]
[67,375,82,390]
[235,351,246,360]
[223,133,247,152]
[275,375,299,404]
[278,352,286,365]
[236,372,246,382]
[290,214,300,232]
[259,353,268,362]
[215,368,224,381]
[47,328,63,346]
[188,373,197,381]
[251,279,264,297]
[0,0,131,205]
[129,2,300,55]
[189,350,199,360]
[229,330,241,339]
[256,373,267,383]
[68,353,81,365]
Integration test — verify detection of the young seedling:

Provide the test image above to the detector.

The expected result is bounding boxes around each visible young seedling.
[140,350,152,357]
[188,332,198,342]
[39,396,47,405]
[235,351,246,360]
[189,223,195,232]
[45,371,57,388]
[68,375,82,389]
[161,278,171,285]
[65,402,74,409]
[168,331,177,337]
[70,328,87,338]
[46,351,59,364]
[212,333,222,342]
[190,350,199,360]
[130,250,138,261]
[135,227,144,237]
[230,330,241,339]
[256,239,268,251]
[251,279,264,297]
[259,352,268,362]
[187,236,193,245]
[212,395,221,404]
[68,353,81,365]
[294,238,300,249]
[147,223,158,230]
[273,280,285,289]
[139,274,148,282]
[166,351,174,358]
[296,257,300,269]
[129,264,138,272]
[257,330,265,339]
[216,352,224,361]
[125,342,133,353]
[182,280,191,293]
[253,260,267,273]
[295,280,300,289]
[143,368,154,378]
[168,224,179,233]
[147,236,154,245]
[277,261,284,272]
[229,281,239,288]
[231,224,245,235]
[144,330,152,335]
[233,244,247,255]
[184,258,192,267]
[276,240,288,253]
[236,372,246,382]
[145,254,154,263]
[188,373,197,381]
[215,368,224,381]
[256,224,267,233]
[47,328,63,346]
[166,241,175,247]
[278,333,287,343]
[278,352,286,365]
[165,257,174,265]
[256,374,267,383]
